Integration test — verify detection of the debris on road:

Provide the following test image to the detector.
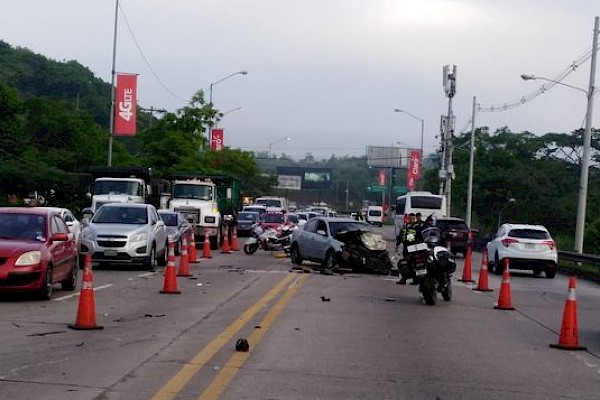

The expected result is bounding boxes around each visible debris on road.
[26,330,66,337]
[320,296,331,302]
[235,338,250,352]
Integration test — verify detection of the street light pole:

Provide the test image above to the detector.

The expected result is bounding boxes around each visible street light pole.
[393,109,424,155]
[107,0,119,166]
[215,107,242,128]
[268,137,291,158]
[466,96,477,228]
[520,17,598,253]
[207,70,247,145]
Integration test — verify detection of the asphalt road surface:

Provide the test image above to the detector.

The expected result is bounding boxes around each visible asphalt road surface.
[1,226,599,400]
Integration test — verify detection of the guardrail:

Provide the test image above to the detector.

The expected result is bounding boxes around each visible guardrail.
[558,250,600,264]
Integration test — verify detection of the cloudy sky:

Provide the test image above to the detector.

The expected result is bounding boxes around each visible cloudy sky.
[1,1,598,159]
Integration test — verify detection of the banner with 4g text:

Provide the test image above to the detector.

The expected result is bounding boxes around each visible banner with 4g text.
[114,73,138,136]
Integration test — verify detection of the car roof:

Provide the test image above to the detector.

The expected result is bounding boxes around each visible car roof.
[317,216,367,223]
[502,223,549,231]
[101,203,151,209]
[239,211,259,215]
[0,207,54,215]
[35,206,70,213]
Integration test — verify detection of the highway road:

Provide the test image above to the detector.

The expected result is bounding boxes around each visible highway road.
[0,226,599,399]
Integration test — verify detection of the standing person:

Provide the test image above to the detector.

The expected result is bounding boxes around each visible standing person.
[415,213,426,231]
[396,213,423,284]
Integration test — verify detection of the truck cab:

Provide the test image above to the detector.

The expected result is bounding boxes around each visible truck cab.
[86,167,152,213]
[168,179,221,249]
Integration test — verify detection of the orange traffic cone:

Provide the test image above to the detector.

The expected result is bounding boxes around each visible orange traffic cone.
[188,229,199,263]
[231,225,239,251]
[473,250,493,292]
[458,243,475,283]
[494,258,515,310]
[161,241,181,294]
[177,236,192,277]
[550,276,586,350]
[221,226,231,254]
[69,253,103,330]
[202,230,212,259]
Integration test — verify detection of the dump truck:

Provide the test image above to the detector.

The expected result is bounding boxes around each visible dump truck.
[85,167,152,213]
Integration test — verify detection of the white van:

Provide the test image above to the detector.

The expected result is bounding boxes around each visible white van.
[255,196,288,213]
[366,205,384,226]
[394,191,446,238]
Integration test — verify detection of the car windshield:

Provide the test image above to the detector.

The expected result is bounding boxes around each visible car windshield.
[288,214,299,223]
[260,214,284,223]
[0,213,47,241]
[93,180,141,196]
[329,221,372,236]
[93,207,148,224]
[238,212,258,221]
[173,184,213,200]
[508,228,550,240]
[159,213,178,226]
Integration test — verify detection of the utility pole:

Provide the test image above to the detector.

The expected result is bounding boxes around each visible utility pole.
[466,96,477,228]
[574,16,599,253]
[107,0,119,167]
[440,65,457,216]
[139,106,168,128]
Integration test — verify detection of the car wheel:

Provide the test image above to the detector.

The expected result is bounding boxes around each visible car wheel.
[157,242,168,267]
[321,251,335,275]
[38,267,53,300]
[143,245,156,271]
[61,262,77,291]
[494,253,503,275]
[290,244,303,265]
[532,268,542,277]
[545,268,556,279]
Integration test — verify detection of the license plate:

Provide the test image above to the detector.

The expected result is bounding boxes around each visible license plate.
[524,243,536,249]
[104,250,118,257]
[415,268,427,276]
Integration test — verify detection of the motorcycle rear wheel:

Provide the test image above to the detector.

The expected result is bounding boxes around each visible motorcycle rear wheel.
[244,243,259,254]
[419,279,437,306]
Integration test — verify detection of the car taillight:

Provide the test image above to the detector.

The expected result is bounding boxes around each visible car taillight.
[542,240,556,250]
[403,214,409,224]
[501,238,519,247]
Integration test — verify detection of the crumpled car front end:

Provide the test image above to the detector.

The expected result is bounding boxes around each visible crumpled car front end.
[335,231,392,274]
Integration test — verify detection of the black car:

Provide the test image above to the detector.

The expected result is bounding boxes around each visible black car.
[435,217,471,257]
[236,211,260,237]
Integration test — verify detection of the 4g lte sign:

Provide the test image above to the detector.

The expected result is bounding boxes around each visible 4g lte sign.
[406,150,422,190]
[114,73,138,136]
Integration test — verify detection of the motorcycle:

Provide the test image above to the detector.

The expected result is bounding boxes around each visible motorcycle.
[243,223,294,255]
[398,227,456,306]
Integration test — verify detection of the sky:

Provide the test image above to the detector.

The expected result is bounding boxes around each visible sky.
[1,1,599,160]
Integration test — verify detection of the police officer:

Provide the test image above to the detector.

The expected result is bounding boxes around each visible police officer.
[396,213,423,284]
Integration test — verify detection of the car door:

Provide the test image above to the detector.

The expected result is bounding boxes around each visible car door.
[50,215,73,280]
[311,219,331,262]
[487,225,505,260]
[299,219,319,260]
[149,207,167,255]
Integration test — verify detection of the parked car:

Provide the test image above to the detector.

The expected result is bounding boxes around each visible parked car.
[242,204,268,215]
[296,212,309,226]
[287,213,300,226]
[486,223,557,278]
[258,212,289,231]
[435,217,471,257]
[80,203,168,270]
[37,206,81,245]
[236,211,260,237]
[158,210,190,255]
[290,217,392,275]
[0,207,78,299]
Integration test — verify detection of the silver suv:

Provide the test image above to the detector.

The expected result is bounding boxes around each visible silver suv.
[80,203,168,269]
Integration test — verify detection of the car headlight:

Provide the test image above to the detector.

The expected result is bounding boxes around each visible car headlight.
[130,232,148,242]
[15,251,42,266]
[82,229,96,240]
[360,232,387,251]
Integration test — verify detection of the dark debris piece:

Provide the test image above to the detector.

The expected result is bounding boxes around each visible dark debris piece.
[235,338,250,352]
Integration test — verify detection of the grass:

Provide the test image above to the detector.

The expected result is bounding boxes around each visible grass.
[558,260,600,283]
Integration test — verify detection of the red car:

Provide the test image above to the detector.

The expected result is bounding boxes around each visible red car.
[0,207,78,299]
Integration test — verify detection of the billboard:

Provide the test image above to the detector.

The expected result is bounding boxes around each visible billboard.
[114,73,138,136]
[276,166,332,189]
[366,146,409,168]
[211,128,224,151]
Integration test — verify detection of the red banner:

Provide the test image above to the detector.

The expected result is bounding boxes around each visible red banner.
[406,149,422,190]
[114,73,137,136]
[211,128,224,151]
[378,169,386,186]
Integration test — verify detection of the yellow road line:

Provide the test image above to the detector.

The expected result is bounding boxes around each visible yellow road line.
[151,272,298,400]
[198,274,308,400]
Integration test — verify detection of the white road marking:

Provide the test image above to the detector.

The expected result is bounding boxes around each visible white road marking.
[52,284,114,301]
[137,272,156,278]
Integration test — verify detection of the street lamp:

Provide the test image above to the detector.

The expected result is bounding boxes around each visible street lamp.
[521,18,597,253]
[393,109,424,155]
[209,70,248,105]
[497,198,516,229]
[215,107,243,128]
[268,137,291,158]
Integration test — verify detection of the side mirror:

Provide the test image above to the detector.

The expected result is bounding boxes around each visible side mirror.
[52,232,69,242]
[86,192,92,199]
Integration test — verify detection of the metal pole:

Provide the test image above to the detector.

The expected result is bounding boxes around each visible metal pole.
[345,180,349,210]
[445,95,454,216]
[107,0,119,166]
[574,16,599,253]
[466,96,477,227]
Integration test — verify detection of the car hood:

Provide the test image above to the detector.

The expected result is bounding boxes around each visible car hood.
[86,223,147,236]
[0,240,44,256]
[334,230,387,251]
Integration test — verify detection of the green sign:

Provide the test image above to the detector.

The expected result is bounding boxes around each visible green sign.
[366,185,387,193]
[393,186,408,195]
